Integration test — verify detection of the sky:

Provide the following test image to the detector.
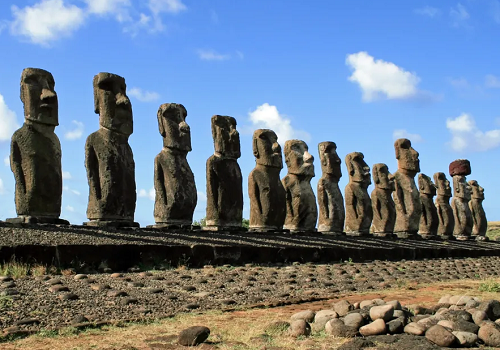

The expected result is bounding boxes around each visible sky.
[0,0,499,226]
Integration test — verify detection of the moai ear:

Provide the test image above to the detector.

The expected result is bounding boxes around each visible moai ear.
[157,105,166,137]
[373,165,380,184]
[346,155,354,176]
[253,137,259,158]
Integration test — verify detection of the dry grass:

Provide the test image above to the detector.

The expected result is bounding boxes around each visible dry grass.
[0,259,63,279]
[487,221,500,240]
[2,278,500,350]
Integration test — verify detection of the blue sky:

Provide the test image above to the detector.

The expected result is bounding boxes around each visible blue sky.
[0,0,499,225]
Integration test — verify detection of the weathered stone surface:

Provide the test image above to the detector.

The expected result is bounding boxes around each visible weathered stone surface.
[451,168,472,239]
[393,138,421,238]
[248,129,286,231]
[205,115,243,230]
[452,331,478,347]
[313,310,338,332]
[290,310,315,323]
[334,300,354,317]
[282,140,317,232]
[178,326,210,346]
[360,319,386,336]
[288,319,311,337]
[152,103,196,226]
[418,174,438,238]
[387,318,405,334]
[404,322,426,336]
[472,310,489,325]
[449,159,471,177]
[317,142,344,234]
[468,180,487,238]
[478,300,500,321]
[85,72,137,227]
[344,312,365,329]
[434,172,454,238]
[344,152,372,236]
[9,68,68,224]
[371,163,395,236]
[325,319,358,337]
[370,304,394,322]
[478,323,500,347]
[425,325,456,347]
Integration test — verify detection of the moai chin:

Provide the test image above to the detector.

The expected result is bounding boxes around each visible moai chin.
[418,173,438,239]
[248,129,286,232]
[205,115,243,231]
[8,68,69,224]
[371,163,395,237]
[282,139,317,232]
[468,180,487,241]
[433,172,455,239]
[393,138,421,239]
[450,159,473,240]
[317,142,345,235]
[344,152,372,236]
[84,72,138,228]
[148,103,197,229]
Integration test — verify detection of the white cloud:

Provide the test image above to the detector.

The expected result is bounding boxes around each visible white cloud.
[128,87,160,102]
[0,94,19,141]
[492,0,500,23]
[392,129,423,143]
[446,113,500,152]
[485,74,500,88]
[4,156,9,167]
[346,51,424,102]
[414,6,440,17]
[64,120,84,140]
[197,49,231,61]
[147,0,187,31]
[248,103,310,144]
[197,191,207,202]
[138,188,155,201]
[65,205,75,212]
[0,178,5,195]
[450,3,470,28]
[123,13,151,36]
[10,0,86,46]
[63,185,81,195]
[62,171,72,180]
[85,0,131,22]
[449,77,469,89]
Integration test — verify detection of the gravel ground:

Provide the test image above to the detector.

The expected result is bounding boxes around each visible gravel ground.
[1,256,499,334]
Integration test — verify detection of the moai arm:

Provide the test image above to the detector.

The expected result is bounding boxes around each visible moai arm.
[421,201,428,226]
[469,201,477,228]
[373,196,382,221]
[85,140,101,200]
[154,156,166,205]
[436,204,444,227]
[345,187,358,219]
[394,181,406,215]
[10,140,26,195]
[318,181,329,219]
[207,164,219,213]
[452,199,461,227]
[248,173,262,214]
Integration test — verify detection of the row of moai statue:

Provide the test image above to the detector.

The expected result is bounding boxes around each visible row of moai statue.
[6,68,488,240]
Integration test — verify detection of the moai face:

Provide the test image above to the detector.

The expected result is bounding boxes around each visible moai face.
[395,138,420,173]
[346,152,371,185]
[253,129,282,168]
[284,140,314,177]
[158,103,191,152]
[318,142,341,180]
[468,180,485,200]
[93,72,133,136]
[453,175,471,200]
[211,115,241,159]
[21,68,58,127]
[373,163,394,191]
[433,172,452,197]
[418,174,436,196]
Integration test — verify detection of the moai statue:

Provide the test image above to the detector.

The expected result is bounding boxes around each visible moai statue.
[433,172,454,239]
[205,115,243,231]
[317,142,344,235]
[418,174,438,239]
[371,163,395,237]
[85,72,138,228]
[149,103,197,229]
[393,138,421,238]
[344,152,372,236]
[468,180,487,240]
[450,159,473,240]
[8,68,69,224]
[282,140,317,232]
[248,129,286,232]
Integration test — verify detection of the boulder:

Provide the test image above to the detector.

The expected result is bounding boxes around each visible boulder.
[404,322,426,336]
[325,319,358,338]
[472,310,489,326]
[288,320,311,337]
[452,331,478,347]
[291,310,315,323]
[478,322,500,347]
[387,318,405,334]
[478,300,500,321]
[178,326,210,346]
[344,312,365,329]
[425,325,456,347]
[370,305,394,322]
[359,319,386,336]
[386,300,402,310]
[334,300,354,317]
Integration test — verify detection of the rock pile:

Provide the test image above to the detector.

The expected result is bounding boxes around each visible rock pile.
[286,294,500,347]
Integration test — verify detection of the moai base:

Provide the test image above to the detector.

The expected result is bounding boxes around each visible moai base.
[469,180,488,241]
[371,163,396,238]
[434,172,454,240]
[450,159,473,241]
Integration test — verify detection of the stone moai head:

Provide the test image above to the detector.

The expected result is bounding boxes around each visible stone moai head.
[93,72,133,136]
[418,173,437,196]
[433,172,452,197]
[284,140,314,177]
[318,142,341,180]
[345,152,371,186]
[453,176,471,201]
[157,103,191,152]
[253,129,282,168]
[468,180,484,200]
[394,138,420,173]
[20,68,58,127]
[211,115,241,159]
[372,163,394,191]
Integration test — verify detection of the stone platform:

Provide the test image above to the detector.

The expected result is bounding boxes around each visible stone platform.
[0,224,498,270]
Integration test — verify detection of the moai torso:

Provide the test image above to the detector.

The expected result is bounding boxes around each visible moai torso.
[282,140,317,232]
[205,115,243,229]
[452,196,473,237]
[317,142,344,234]
[248,129,286,231]
[450,160,472,239]
[344,152,372,235]
[434,172,454,237]
[371,163,395,235]
[468,180,487,237]
[153,104,197,226]
[10,68,64,221]
[418,174,438,237]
